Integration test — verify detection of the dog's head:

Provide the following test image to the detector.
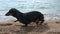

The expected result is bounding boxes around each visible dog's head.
[5,8,16,16]
[5,11,13,16]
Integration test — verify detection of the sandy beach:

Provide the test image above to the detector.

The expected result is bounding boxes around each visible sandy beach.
[0,18,60,34]
[0,0,60,34]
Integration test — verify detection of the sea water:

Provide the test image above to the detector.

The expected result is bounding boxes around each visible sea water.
[0,0,60,20]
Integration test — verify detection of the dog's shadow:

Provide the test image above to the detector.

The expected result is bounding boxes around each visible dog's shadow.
[17,23,50,34]
[11,23,50,34]
[32,24,50,33]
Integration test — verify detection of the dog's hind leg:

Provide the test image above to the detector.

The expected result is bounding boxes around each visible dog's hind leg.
[40,20,44,25]
[35,20,39,25]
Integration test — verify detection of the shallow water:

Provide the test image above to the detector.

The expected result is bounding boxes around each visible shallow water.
[0,0,60,20]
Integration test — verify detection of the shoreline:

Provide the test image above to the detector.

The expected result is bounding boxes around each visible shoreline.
[0,16,60,34]
[0,19,60,34]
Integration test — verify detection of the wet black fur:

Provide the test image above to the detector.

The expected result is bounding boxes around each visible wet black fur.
[5,8,44,27]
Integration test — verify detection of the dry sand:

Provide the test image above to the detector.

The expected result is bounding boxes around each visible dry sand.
[0,19,60,34]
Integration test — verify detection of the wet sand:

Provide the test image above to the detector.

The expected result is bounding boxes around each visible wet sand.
[0,19,60,34]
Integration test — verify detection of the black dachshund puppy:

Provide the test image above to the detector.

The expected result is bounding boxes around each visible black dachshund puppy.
[5,8,44,27]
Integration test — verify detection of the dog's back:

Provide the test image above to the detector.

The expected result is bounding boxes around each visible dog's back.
[5,8,44,26]
[22,11,44,25]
